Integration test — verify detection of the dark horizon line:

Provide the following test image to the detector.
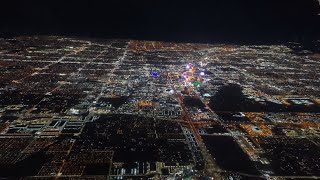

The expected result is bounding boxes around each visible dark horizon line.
[1,29,319,51]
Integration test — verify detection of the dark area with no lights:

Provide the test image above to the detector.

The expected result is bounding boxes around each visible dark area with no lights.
[1,0,320,44]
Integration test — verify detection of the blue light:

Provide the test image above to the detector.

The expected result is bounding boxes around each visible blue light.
[152,72,159,77]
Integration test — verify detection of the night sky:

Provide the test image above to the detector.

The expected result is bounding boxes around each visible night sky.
[1,0,320,43]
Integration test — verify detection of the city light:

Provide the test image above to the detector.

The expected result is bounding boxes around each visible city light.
[0,36,318,179]
[151,71,159,77]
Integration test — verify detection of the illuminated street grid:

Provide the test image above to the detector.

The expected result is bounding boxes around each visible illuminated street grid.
[0,36,319,179]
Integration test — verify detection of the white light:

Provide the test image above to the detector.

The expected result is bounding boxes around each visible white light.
[186,65,190,69]
[200,72,205,76]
